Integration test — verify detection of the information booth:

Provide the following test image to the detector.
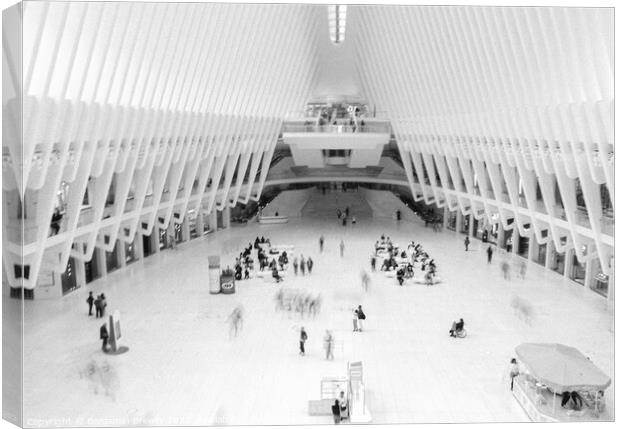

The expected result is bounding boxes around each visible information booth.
[512,343,611,422]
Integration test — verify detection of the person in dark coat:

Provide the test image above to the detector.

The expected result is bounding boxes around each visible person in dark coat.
[299,327,308,356]
[307,257,314,274]
[94,295,102,318]
[487,245,493,263]
[300,256,306,276]
[319,235,324,253]
[100,323,109,352]
[86,292,94,316]
[464,236,470,251]
[331,399,341,424]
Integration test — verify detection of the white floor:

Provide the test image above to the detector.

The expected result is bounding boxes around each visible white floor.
[16,216,614,426]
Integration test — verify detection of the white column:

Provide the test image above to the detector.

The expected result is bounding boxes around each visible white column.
[545,240,555,270]
[74,257,86,290]
[455,211,462,234]
[584,245,595,289]
[209,210,218,231]
[443,208,449,229]
[512,231,519,255]
[95,246,108,277]
[607,262,614,313]
[564,249,573,278]
[134,233,144,260]
[528,234,536,261]
[117,240,126,268]
[498,224,505,248]
[196,212,204,237]
[222,207,231,229]
[151,226,160,254]
[182,215,190,242]
[468,214,474,236]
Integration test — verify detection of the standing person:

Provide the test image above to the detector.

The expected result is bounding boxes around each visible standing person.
[370,255,376,271]
[501,259,511,280]
[519,261,527,279]
[99,293,107,318]
[361,270,370,292]
[299,327,308,356]
[464,236,470,251]
[86,291,94,316]
[508,358,520,391]
[323,330,334,360]
[339,240,345,258]
[319,235,324,253]
[292,257,299,276]
[331,400,341,424]
[352,309,359,332]
[100,323,109,352]
[345,207,350,217]
[307,257,314,274]
[337,391,349,422]
[336,209,342,219]
[355,305,366,332]
[94,295,102,318]
[487,245,493,263]
[300,256,306,276]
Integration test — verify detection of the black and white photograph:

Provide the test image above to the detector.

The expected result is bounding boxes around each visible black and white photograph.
[1,0,615,427]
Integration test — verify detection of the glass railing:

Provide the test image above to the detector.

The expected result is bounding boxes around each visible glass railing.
[282,123,391,134]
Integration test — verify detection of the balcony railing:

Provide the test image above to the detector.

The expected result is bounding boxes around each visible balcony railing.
[282,123,391,134]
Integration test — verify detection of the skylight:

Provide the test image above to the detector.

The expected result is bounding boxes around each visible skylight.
[328,5,347,44]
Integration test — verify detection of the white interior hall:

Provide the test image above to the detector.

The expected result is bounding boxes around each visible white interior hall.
[2,1,615,427]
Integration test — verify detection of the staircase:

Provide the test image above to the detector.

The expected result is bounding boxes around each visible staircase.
[301,187,373,220]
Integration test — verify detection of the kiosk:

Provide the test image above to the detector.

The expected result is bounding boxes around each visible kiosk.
[513,343,611,422]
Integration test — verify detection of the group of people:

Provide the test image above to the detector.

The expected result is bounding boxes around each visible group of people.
[448,318,465,337]
[298,327,336,361]
[372,235,438,286]
[87,291,108,318]
[292,255,314,276]
[336,207,356,227]
[275,289,322,318]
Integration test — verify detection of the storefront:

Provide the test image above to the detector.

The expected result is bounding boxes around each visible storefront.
[84,254,101,283]
[533,243,547,266]
[569,251,586,285]
[446,211,457,231]
[174,222,183,243]
[472,218,482,239]
[106,241,121,273]
[588,258,608,297]
[517,234,530,258]
[143,233,155,257]
[460,214,470,235]
[503,230,514,252]
[125,241,137,264]
[550,250,566,275]
[61,257,79,295]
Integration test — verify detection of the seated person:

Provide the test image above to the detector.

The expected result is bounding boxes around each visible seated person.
[272,267,283,283]
[425,271,434,285]
[396,268,405,285]
[244,268,250,280]
[449,318,465,337]
[571,391,583,411]
[260,236,266,243]
[381,259,391,271]
[405,263,414,278]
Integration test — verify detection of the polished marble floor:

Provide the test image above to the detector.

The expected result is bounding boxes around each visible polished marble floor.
[15,215,614,426]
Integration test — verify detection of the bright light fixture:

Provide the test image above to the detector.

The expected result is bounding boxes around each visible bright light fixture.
[328,5,347,44]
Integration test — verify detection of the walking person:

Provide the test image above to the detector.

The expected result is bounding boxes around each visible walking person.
[519,261,527,279]
[501,259,511,280]
[508,358,520,391]
[319,235,324,253]
[355,305,366,332]
[464,235,470,251]
[292,257,299,276]
[86,291,94,316]
[323,330,334,360]
[370,255,376,271]
[100,323,109,352]
[307,257,314,274]
[299,327,308,356]
[339,240,345,258]
[300,256,306,276]
[487,245,493,263]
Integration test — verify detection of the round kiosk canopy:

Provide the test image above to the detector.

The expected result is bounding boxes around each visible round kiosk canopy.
[515,343,611,393]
